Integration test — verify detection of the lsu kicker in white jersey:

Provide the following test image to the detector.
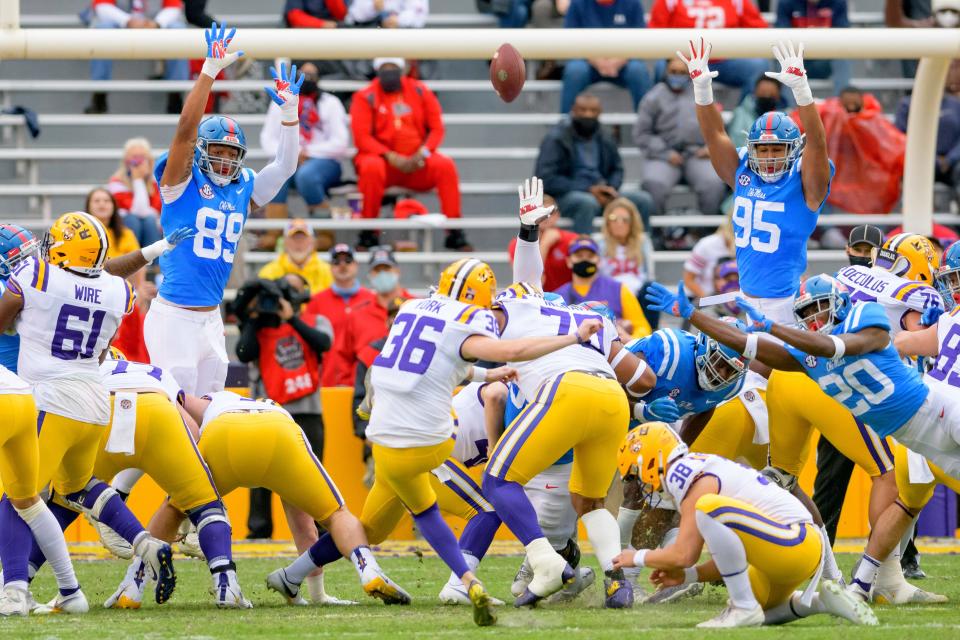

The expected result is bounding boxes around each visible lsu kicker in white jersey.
[835,264,943,335]
[200,390,291,432]
[0,364,30,395]
[99,359,184,405]
[366,296,499,448]
[7,254,133,423]
[494,295,618,401]
[664,453,811,525]
[451,382,492,468]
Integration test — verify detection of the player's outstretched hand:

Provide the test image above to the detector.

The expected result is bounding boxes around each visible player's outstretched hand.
[641,397,681,423]
[765,41,813,107]
[141,225,197,263]
[645,282,694,319]
[518,176,555,226]
[676,37,718,106]
[735,297,773,333]
[165,226,197,248]
[266,62,306,122]
[201,22,244,79]
[486,365,519,383]
[576,317,603,343]
[921,306,945,327]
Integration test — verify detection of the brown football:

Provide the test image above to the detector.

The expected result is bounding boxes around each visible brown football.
[490,43,525,103]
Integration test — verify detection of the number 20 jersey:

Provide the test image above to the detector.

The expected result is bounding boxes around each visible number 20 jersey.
[733,149,834,298]
[153,154,256,307]
[495,295,617,401]
[366,296,499,448]
[785,301,928,437]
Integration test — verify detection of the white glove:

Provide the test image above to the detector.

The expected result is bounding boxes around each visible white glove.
[766,40,813,107]
[676,37,719,106]
[518,176,555,226]
[200,22,244,80]
[266,62,305,123]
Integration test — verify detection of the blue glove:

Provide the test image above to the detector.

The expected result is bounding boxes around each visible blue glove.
[639,397,681,423]
[644,281,694,319]
[736,297,773,333]
[266,62,305,121]
[165,226,197,248]
[921,306,945,327]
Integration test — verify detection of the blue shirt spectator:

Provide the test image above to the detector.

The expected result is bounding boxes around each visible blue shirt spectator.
[775,0,851,95]
[559,0,650,112]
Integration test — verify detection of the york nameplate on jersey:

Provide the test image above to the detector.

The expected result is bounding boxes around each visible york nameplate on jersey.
[74,284,102,304]
[418,299,443,314]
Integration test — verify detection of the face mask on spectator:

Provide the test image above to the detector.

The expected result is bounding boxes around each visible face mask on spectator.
[665,73,689,91]
[755,96,778,115]
[378,69,403,93]
[571,117,599,138]
[370,271,399,293]
[572,260,598,278]
[937,10,960,27]
[300,79,319,97]
[848,254,873,267]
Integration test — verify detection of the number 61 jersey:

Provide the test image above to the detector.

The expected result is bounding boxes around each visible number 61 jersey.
[366,296,500,449]
[8,254,133,424]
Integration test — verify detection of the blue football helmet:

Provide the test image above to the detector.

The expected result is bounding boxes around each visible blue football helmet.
[579,300,616,323]
[746,111,803,183]
[194,115,247,186]
[694,318,749,391]
[0,224,39,277]
[793,274,851,333]
[936,241,960,307]
[542,291,566,305]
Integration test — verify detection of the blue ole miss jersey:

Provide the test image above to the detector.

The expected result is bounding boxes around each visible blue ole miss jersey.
[0,277,19,372]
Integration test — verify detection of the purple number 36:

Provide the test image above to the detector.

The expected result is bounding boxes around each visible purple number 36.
[374,313,444,374]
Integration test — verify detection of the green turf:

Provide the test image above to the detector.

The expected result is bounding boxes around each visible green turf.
[5,553,960,638]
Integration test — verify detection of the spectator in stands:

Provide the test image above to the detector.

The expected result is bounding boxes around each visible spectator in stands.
[886,0,959,76]
[683,217,735,300]
[775,0,851,95]
[259,219,334,296]
[536,92,654,234]
[349,0,429,27]
[305,243,376,388]
[184,0,216,27]
[554,235,652,338]
[507,195,577,291]
[559,0,651,113]
[635,58,729,216]
[595,198,659,329]
[476,0,532,27]
[648,0,768,101]
[260,63,348,221]
[85,1,190,115]
[726,76,785,148]
[284,0,348,27]
[108,137,163,248]
[530,0,569,79]
[350,58,471,251]
[896,86,960,203]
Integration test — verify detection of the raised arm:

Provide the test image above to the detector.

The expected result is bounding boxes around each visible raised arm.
[104,227,197,278]
[160,23,243,188]
[513,176,555,287]
[677,38,740,188]
[251,63,304,208]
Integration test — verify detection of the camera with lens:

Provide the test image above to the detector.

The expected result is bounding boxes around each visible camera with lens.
[229,277,310,326]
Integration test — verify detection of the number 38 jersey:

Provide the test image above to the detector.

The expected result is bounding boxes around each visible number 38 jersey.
[733,149,835,298]
[367,296,500,448]
[495,295,618,401]
[785,301,928,437]
[664,453,811,525]
[7,255,134,424]
[153,153,256,307]
[835,264,942,335]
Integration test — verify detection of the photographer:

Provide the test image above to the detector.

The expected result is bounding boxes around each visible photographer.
[230,273,332,539]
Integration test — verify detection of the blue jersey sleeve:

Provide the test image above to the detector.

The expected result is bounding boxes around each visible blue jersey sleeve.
[841,302,891,334]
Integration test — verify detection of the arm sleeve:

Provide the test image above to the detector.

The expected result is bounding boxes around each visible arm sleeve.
[396,0,428,27]
[94,1,133,26]
[350,92,392,156]
[421,85,446,151]
[235,322,261,363]
[252,123,299,207]
[621,285,652,338]
[286,8,333,27]
[512,237,545,286]
[325,0,348,21]
[259,102,283,156]
[289,315,332,356]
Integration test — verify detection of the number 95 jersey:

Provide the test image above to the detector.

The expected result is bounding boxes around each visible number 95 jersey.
[366,296,500,448]
[153,153,256,307]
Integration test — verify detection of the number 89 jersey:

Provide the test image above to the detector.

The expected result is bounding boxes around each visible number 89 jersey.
[366,296,499,448]
[733,148,834,298]
[153,153,256,307]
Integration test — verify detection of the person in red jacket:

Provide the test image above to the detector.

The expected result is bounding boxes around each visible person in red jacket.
[648,0,769,101]
[349,58,471,251]
[305,243,376,387]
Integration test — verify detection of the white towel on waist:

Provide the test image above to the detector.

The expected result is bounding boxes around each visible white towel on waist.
[106,392,138,456]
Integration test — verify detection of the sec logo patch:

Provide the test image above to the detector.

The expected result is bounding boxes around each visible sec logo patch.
[805,355,818,368]
[200,183,215,199]
[738,174,751,187]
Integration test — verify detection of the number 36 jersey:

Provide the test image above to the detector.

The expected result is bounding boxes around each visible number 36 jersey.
[153,153,256,307]
[7,255,133,424]
[366,296,499,448]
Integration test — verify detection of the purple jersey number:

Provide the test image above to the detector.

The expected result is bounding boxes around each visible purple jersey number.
[373,312,444,374]
[539,307,605,354]
[110,360,163,381]
[929,323,960,388]
[51,303,106,361]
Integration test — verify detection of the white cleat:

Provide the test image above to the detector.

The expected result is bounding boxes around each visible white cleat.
[439,581,505,606]
[104,560,147,610]
[510,559,533,597]
[696,601,765,628]
[546,567,595,604]
[212,571,252,609]
[33,589,89,615]
[820,580,878,626]
[87,513,134,559]
[176,520,204,560]
[0,586,36,617]
[872,582,948,605]
[313,593,358,606]
[266,568,307,606]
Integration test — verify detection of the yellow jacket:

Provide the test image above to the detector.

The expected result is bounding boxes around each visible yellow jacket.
[258,252,333,295]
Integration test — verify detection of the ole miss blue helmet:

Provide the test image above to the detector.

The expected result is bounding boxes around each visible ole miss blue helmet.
[794,274,851,333]
[936,241,960,306]
[579,300,616,323]
[194,115,247,186]
[694,317,749,391]
[746,111,803,183]
[0,224,39,277]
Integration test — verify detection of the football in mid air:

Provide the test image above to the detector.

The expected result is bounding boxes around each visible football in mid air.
[490,43,525,103]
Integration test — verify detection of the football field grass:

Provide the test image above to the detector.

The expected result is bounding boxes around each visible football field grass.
[6,550,960,638]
